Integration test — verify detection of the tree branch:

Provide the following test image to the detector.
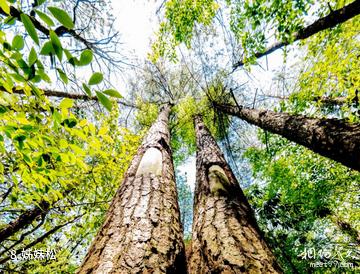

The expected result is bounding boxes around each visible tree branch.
[0,5,93,49]
[233,0,360,69]
[1,87,136,108]
[0,214,83,265]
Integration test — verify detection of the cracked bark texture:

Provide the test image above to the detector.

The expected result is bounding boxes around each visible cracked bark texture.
[215,103,360,172]
[78,104,186,274]
[189,116,281,274]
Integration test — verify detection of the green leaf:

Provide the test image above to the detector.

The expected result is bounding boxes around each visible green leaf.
[12,35,24,50]
[20,13,39,45]
[28,47,37,66]
[62,118,77,128]
[40,41,54,55]
[37,0,47,6]
[28,83,42,97]
[88,72,103,85]
[14,134,26,142]
[103,89,122,98]
[50,30,63,61]
[82,83,92,96]
[59,98,73,109]
[79,49,93,66]
[34,9,55,26]
[64,49,78,66]
[96,91,112,111]
[0,0,10,15]
[48,6,74,29]
[56,68,68,84]
[4,16,16,25]
[37,69,51,83]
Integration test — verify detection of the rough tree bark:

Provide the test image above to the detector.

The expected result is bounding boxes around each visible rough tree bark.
[233,0,360,69]
[189,115,281,273]
[214,103,360,172]
[77,104,186,274]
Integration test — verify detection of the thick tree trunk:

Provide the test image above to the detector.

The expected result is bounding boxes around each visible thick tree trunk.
[233,0,360,69]
[214,103,360,172]
[77,104,186,274]
[189,115,281,273]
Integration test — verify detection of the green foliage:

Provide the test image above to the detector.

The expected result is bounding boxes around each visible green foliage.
[135,100,159,129]
[244,131,360,273]
[79,49,93,66]
[12,35,24,51]
[20,14,39,45]
[95,91,112,111]
[0,92,141,271]
[150,0,218,62]
[0,0,10,14]
[0,0,120,111]
[227,0,311,63]
[48,6,75,29]
[289,17,360,121]
[151,0,350,66]
[35,9,55,27]
[88,72,103,85]
[0,1,130,271]
[103,89,122,98]
[170,86,230,163]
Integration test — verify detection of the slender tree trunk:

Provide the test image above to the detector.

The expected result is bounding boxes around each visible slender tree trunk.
[0,187,75,244]
[214,103,360,171]
[78,104,186,274]
[0,201,49,244]
[232,0,360,69]
[189,115,281,273]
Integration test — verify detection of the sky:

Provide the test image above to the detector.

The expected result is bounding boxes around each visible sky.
[108,0,301,192]
[111,0,158,58]
[110,0,197,191]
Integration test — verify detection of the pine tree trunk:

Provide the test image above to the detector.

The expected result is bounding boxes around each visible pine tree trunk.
[78,104,186,274]
[214,103,360,171]
[189,115,281,273]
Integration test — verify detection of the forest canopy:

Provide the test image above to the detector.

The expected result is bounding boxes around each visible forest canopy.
[0,0,359,273]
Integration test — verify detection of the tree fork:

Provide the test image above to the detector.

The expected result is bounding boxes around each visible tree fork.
[77,104,186,274]
[214,103,360,171]
[189,115,281,273]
